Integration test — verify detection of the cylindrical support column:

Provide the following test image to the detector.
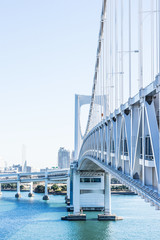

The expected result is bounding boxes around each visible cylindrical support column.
[67,176,70,200]
[104,172,111,215]
[28,182,34,197]
[43,170,49,200]
[30,182,33,194]
[15,176,21,198]
[45,180,48,195]
[17,181,20,193]
[73,170,80,215]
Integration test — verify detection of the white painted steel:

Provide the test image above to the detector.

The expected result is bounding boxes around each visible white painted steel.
[104,172,111,214]
[73,170,80,214]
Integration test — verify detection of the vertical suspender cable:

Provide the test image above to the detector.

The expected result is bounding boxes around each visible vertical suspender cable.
[158,0,160,194]
[129,0,131,97]
[121,0,124,104]
[151,0,154,82]
[139,0,143,90]
[101,40,103,121]
[105,13,107,117]
[98,62,100,123]
[115,0,118,109]
[100,42,103,120]
[103,29,105,118]
[156,0,158,74]
[111,0,113,112]
[106,5,109,117]
[159,0,160,74]
[110,0,112,113]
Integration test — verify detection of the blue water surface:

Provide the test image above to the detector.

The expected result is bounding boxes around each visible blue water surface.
[0,191,160,240]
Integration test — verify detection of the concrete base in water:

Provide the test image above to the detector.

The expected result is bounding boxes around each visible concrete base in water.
[43,195,49,200]
[66,200,70,205]
[98,214,123,221]
[67,206,103,211]
[28,193,34,197]
[65,197,70,205]
[15,193,21,198]
[61,214,86,221]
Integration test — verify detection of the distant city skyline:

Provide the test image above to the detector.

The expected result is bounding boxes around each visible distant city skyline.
[0,0,102,168]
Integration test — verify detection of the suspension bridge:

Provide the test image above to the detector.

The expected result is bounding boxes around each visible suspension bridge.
[1,0,160,221]
[64,0,160,220]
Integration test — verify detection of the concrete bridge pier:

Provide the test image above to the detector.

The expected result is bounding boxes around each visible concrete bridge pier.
[15,177,21,198]
[104,172,111,214]
[66,176,70,205]
[43,171,49,200]
[73,170,80,214]
[98,172,123,221]
[28,182,34,197]
[61,169,86,221]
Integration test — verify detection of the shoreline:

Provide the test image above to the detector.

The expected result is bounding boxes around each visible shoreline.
[1,189,136,195]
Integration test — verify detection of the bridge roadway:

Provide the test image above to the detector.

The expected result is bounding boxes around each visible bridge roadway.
[0,169,70,200]
[79,154,160,209]
[0,169,69,184]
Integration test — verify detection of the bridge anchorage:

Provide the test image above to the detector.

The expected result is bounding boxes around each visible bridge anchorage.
[63,0,160,221]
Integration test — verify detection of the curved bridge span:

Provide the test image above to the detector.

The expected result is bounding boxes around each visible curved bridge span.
[79,155,160,208]
[68,0,160,219]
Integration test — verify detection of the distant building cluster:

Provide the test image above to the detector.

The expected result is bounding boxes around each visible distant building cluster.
[58,147,73,169]
[0,163,33,173]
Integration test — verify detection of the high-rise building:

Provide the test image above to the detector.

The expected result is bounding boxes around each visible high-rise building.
[58,147,70,169]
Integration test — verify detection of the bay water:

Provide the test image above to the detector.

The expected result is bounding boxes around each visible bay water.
[0,191,160,240]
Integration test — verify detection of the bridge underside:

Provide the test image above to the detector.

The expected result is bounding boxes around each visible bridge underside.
[78,158,104,172]
[78,155,160,209]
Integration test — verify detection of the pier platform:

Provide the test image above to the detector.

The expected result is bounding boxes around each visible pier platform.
[98,214,123,221]
[61,214,86,221]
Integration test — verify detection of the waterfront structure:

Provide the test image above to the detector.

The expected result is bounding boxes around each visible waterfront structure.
[0,169,69,199]
[58,147,70,169]
[1,0,160,221]
[64,0,160,220]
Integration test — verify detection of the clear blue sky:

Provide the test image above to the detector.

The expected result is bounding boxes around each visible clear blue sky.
[0,0,102,169]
